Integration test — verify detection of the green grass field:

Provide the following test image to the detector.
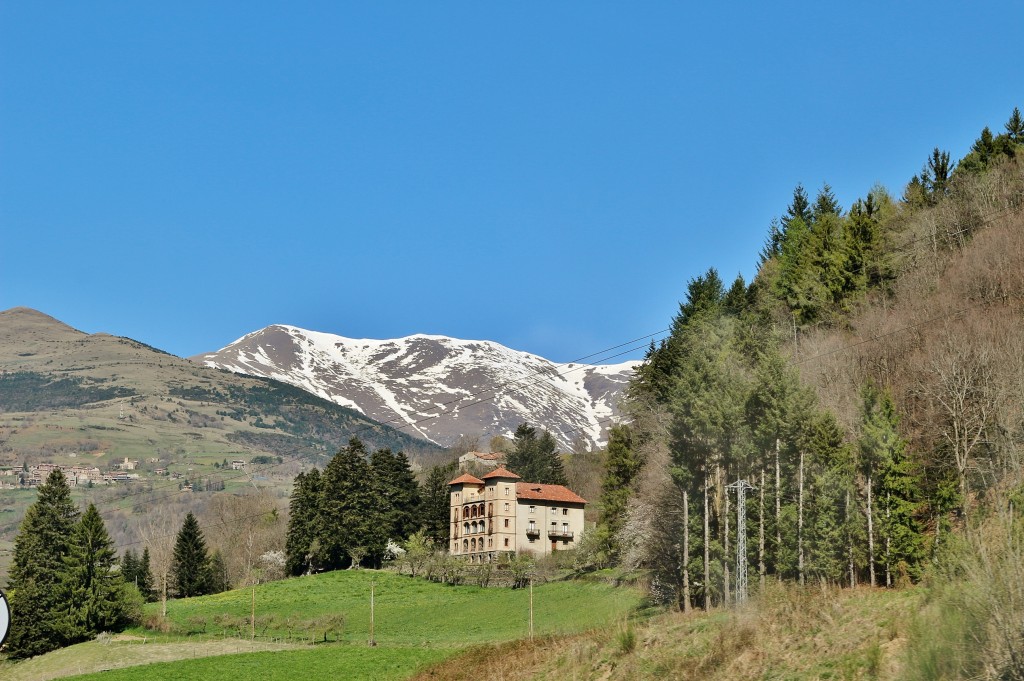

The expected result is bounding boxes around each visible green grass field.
[148,569,641,645]
[0,569,643,681]
[63,646,450,681]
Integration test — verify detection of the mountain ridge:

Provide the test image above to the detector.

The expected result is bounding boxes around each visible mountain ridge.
[193,324,639,448]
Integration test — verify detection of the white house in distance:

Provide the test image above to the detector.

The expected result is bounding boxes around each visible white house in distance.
[448,466,586,562]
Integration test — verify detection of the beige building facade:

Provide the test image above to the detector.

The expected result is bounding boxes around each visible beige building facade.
[449,466,586,562]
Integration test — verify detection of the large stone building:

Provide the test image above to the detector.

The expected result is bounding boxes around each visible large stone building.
[448,465,586,562]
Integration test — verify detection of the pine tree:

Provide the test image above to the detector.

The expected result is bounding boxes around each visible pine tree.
[63,504,133,635]
[722,274,748,316]
[208,551,230,593]
[923,147,952,202]
[121,549,139,588]
[285,468,322,575]
[137,547,156,601]
[6,470,81,659]
[317,438,377,569]
[506,424,567,485]
[759,217,784,264]
[781,184,811,231]
[866,389,924,584]
[370,448,421,543]
[171,512,211,598]
[1006,106,1024,142]
[812,182,842,221]
[420,461,457,545]
[596,424,642,559]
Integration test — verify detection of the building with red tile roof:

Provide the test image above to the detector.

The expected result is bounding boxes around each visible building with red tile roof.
[448,465,586,562]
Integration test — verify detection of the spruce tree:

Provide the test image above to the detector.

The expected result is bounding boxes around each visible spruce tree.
[1006,106,1024,142]
[6,469,81,659]
[286,468,322,576]
[171,512,211,598]
[420,461,457,545]
[121,549,139,588]
[596,425,642,559]
[63,504,132,635]
[208,551,230,593]
[868,390,924,584]
[507,424,567,485]
[137,547,156,601]
[370,448,421,544]
[317,438,377,569]
[781,184,811,231]
[812,182,842,221]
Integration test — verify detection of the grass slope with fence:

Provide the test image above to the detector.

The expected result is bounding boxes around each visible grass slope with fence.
[0,568,643,681]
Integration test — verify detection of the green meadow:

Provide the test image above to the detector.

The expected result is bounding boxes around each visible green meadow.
[147,569,640,645]
[1,569,642,681]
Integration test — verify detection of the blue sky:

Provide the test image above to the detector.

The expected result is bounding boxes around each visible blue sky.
[2,2,1021,363]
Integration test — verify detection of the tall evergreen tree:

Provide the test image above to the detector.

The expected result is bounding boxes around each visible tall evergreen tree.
[597,425,642,559]
[137,547,156,602]
[420,461,458,545]
[922,147,952,202]
[782,183,812,231]
[370,448,421,543]
[759,217,784,264]
[865,389,925,584]
[6,470,81,659]
[506,423,567,485]
[1006,106,1024,142]
[812,182,842,221]
[121,549,139,589]
[208,551,230,593]
[317,438,378,569]
[285,468,322,575]
[63,504,133,635]
[171,512,211,598]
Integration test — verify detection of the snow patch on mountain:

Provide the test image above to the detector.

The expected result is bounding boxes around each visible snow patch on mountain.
[193,325,639,448]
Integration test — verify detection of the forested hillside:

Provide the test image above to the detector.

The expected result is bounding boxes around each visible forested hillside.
[584,108,1024,677]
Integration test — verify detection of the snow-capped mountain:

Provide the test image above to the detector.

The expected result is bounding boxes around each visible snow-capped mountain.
[192,325,639,449]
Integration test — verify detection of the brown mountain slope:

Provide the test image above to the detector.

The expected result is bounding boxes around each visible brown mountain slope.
[0,307,442,465]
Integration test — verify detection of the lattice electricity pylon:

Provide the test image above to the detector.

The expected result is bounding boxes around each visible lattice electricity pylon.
[726,479,757,603]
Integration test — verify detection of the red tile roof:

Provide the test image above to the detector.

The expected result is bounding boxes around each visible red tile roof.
[472,452,504,461]
[481,465,521,480]
[515,482,587,504]
[448,473,485,486]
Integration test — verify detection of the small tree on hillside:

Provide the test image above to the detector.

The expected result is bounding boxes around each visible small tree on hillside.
[171,512,212,598]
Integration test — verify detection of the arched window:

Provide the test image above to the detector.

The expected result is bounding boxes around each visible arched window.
[480,520,486,533]
[504,538,509,548]
[464,522,469,535]
[479,503,485,516]
[463,539,468,552]
[471,538,477,551]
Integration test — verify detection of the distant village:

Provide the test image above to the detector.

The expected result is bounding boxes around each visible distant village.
[0,456,250,489]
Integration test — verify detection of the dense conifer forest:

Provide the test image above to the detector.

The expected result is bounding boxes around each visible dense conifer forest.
[586,108,1024,629]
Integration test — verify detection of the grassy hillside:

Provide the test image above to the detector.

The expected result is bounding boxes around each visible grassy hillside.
[0,569,644,681]
[411,583,922,681]
[147,569,641,645]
